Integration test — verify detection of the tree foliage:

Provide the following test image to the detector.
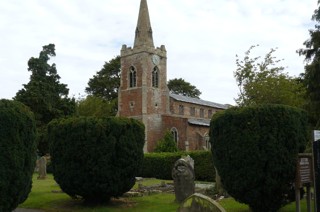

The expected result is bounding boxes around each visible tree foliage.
[154,131,178,153]
[48,117,145,203]
[297,3,320,128]
[76,95,117,117]
[167,78,202,99]
[235,45,305,108]
[14,44,75,155]
[0,99,37,211]
[210,104,308,212]
[86,56,121,101]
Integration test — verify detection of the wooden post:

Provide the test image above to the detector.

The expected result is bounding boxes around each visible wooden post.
[295,187,301,212]
[306,185,312,212]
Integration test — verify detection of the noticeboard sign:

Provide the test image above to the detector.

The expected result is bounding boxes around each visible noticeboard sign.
[296,154,313,188]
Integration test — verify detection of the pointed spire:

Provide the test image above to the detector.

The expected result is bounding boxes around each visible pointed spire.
[134,0,154,48]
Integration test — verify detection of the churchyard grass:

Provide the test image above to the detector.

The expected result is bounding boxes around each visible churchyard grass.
[20,174,313,211]
[219,196,313,212]
[19,174,179,212]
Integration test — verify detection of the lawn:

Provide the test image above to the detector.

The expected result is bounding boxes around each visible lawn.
[20,174,313,212]
[19,174,179,212]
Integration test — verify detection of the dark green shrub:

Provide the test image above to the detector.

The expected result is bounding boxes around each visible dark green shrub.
[210,104,308,212]
[0,99,37,211]
[48,117,145,203]
[154,131,178,152]
[140,151,215,181]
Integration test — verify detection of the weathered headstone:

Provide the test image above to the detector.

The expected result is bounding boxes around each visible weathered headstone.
[37,156,47,180]
[172,156,195,203]
[177,193,226,212]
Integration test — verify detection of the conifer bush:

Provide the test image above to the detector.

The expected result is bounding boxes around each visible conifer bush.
[0,99,37,211]
[210,104,308,212]
[48,117,144,203]
[154,131,178,152]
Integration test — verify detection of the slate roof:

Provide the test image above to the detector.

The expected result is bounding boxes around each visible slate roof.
[188,119,211,127]
[169,93,229,109]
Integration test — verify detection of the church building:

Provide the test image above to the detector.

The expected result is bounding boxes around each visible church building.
[118,0,229,152]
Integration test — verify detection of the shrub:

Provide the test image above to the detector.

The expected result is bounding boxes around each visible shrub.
[210,104,308,212]
[154,131,178,152]
[48,117,145,203]
[140,151,215,181]
[0,99,37,211]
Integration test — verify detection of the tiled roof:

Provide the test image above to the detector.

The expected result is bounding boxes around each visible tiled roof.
[188,119,211,126]
[169,93,229,109]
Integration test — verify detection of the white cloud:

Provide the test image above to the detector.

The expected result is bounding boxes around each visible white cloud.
[0,0,317,104]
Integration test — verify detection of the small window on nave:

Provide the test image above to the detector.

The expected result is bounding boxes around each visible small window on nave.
[129,66,137,87]
[179,105,184,115]
[200,108,204,118]
[152,67,159,88]
[190,107,195,116]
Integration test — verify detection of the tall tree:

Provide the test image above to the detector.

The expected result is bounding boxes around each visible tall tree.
[76,95,117,117]
[297,2,320,128]
[15,44,75,155]
[235,45,305,108]
[86,56,121,101]
[167,78,202,99]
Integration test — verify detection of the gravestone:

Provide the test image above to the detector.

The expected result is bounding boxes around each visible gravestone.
[172,156,195,203]
[177,193,226,212]
[37,156,47,179]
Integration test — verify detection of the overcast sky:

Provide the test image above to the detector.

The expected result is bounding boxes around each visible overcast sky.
[0,0,317,105]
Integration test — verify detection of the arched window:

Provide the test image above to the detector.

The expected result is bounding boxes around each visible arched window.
[171,127,178,144]
[129,66,136,87]
[152,66,159,87]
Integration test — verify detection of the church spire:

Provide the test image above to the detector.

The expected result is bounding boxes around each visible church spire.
[134,0,154,48]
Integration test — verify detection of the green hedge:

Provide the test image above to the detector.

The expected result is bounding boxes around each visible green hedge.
[210,104,308,212]
[48,116,145,203]
[139,151,215,182]
[0,99,37,211]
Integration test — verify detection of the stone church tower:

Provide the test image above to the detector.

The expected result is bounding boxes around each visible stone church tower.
[118,0,169,152]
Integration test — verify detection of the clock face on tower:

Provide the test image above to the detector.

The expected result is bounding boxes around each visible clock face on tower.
[152,54,160,65]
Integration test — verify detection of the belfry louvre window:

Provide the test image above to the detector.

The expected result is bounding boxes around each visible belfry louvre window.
[129,66,137,87]
[152,67,159,87]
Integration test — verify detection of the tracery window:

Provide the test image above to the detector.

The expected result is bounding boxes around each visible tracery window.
[171,127,178,144]
[129,66,137,88]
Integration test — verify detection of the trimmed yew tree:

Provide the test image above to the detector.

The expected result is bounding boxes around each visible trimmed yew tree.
[0,99,37,212]
[210,104,308,212]
[48,117,144,203]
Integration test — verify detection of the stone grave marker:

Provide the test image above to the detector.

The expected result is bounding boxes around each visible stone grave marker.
[177,193,226,212]
[172,156,195,203]
[37,156,47,179]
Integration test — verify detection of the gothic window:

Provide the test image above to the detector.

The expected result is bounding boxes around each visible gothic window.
[152,66,159,87]
[208,109,213,118]
[129,66,137,87]
[190,107,195,116]
[171,127,178,144]
[179,105,184,115]
[200,108,204,118]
